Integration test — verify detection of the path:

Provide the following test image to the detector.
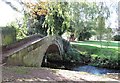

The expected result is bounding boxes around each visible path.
[2,66,120,82]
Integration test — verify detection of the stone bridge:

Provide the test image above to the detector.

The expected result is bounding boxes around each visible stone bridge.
[2,35,64,67]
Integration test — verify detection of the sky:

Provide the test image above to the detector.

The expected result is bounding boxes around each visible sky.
[0,0,22,26]
[0,0,119,28]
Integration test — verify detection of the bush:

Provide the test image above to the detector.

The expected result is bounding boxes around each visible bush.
[114,35,120,41]
[62,39,70,52]
[66,48,82,62]
[62,39,83,63]
[1,27,16,46]
[78,32,92,41]
[62,47,91,64]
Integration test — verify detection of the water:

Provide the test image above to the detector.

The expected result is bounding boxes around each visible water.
[72,65,120,75]
[42,60,120,75]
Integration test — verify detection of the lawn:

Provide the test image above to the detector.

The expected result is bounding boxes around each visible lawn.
[71,40,118,48]
[71,40,119,69]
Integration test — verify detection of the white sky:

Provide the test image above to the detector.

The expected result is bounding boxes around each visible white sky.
[0,0,23,26]
[0,0,119,28]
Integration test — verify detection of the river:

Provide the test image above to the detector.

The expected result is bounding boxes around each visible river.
[72,65,120,75]
[42,60,120,75]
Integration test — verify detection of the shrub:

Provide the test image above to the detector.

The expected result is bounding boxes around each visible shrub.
[62,39,70,52]
[1,27,16,46]
[114,35,120,41]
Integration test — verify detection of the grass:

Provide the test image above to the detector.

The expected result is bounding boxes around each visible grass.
[72,44,119,60]
[71,40,119,69]
[71,40,119,48]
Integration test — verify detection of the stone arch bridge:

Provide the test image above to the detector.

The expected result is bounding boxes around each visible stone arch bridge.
[2,35,64,67]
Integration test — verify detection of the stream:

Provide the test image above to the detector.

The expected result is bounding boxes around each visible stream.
[42,61,120,75]
[72,65,120,75]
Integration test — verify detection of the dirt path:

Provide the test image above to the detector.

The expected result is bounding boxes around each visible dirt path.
[2,66,120,82]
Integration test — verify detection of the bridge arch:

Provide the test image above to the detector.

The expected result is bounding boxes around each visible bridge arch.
[40,37,63,67]
[41,43,62,66]
[4,35,64,67]
[45,44,60,55]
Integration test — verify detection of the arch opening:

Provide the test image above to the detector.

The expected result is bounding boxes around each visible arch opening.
[41,44,62,67]
[45,44,60,55]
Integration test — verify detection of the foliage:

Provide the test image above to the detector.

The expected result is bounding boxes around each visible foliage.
[62,47,91,64]
[25,1,70,36]
[69,2,108,41]
[114,35,120,41]
[9,17,27,40]
[96,16,106,39]
[78,31,92,41]
[26,2,48,17]
[104,28,113,47]
[65,48,82,62]
[94,2,110,47]
[68,2,111,41]
[5,1,111,39]
[25,1,48,35]
[1,27,16,45]
[62,39,70,52]
[95,16,105,48]
[62,39,91,63]
[47,53,63,61]
[44,2,70,36]
[105,28,112,40]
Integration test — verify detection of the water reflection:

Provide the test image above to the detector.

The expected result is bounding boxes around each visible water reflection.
[72,65,120,75]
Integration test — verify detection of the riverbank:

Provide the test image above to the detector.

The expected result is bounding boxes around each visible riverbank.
[2,66,120,82]
[71,41,119,69]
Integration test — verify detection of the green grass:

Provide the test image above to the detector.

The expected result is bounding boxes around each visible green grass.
[71,41,119,69]
[72,44,119,60]
[72,40,118,48]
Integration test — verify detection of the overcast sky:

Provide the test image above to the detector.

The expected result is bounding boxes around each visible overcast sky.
[0,0,118,28]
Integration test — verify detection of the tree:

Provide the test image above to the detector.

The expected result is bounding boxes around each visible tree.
[105,27,113,47]
[23,1,70,36]
[69,2,99,41]
[96,16,106,47]
[3,0,49,36]
[44,2,70,36]
[25,1,48,35]
[95,2,110,48]
[3,0,29,39]
[9,13,28,40]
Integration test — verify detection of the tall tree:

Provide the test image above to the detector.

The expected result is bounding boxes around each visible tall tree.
[105,27,113,48]
[95,2,110,47]
[25,1,48,35]
[69,2,99,41]
[44,2,70,36]
[96,16,106,47]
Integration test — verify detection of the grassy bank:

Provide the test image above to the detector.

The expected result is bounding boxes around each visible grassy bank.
[71,41,119,69]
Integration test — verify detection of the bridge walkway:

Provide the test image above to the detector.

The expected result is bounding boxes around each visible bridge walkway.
[2,35,44,61]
